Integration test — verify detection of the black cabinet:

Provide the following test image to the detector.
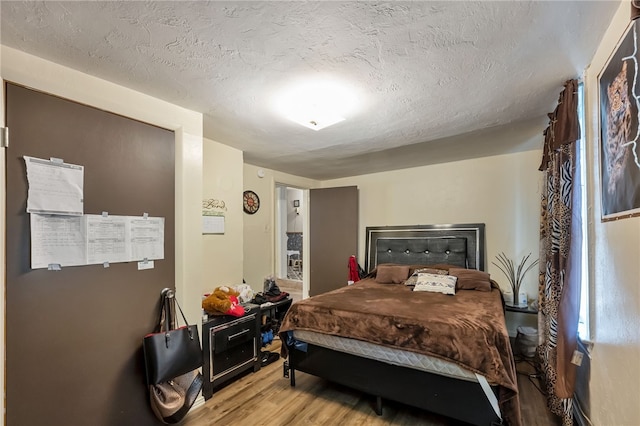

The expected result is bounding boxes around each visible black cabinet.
[260,297,293,335]
[258,297,293,367]
[202,305,260,400]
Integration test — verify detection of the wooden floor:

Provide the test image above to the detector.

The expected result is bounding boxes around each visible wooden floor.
[275,278,302,303]
[183,340,561,426]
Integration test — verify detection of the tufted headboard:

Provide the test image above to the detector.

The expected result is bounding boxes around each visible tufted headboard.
[365,224,486,272]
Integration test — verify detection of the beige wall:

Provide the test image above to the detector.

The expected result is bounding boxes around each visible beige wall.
[242,163,319,293]
[323,149,543,303]
[584,3,640,423]
[202,138,244,293]
[1,46,204,421]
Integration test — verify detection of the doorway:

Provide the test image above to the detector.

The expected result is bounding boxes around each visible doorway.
[275,185,304,301]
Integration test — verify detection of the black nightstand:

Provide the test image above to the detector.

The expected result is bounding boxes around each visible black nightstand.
[504,303,538,340]
[202,304,260,400]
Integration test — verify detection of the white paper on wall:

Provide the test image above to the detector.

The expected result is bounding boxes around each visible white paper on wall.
[30,214,86,269]
[202,215,225,234]
[30,214,165,269]
[86,215,129,264]
[129,217,165,261]
[24,156,84,216]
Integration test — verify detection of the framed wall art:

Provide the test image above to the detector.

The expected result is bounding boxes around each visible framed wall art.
[598,19,640,221]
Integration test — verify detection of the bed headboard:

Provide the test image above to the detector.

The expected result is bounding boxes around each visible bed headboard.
[365,223,486,272]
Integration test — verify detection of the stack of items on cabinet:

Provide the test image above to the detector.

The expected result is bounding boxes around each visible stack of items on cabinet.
[201,283,256,319]
[250,276,290,306]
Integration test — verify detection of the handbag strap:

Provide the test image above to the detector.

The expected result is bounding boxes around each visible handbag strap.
[153,294,167,333]
[158,290,196,341]
[171,296,196,340]
[162,294,172,332]
[173,297,190,328]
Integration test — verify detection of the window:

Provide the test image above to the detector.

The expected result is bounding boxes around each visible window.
[577,82,590,340]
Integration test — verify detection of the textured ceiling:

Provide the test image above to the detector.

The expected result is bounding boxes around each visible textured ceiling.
[0,1,620,179]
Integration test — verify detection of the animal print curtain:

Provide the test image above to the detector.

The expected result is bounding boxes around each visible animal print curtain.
[537,79,582,426]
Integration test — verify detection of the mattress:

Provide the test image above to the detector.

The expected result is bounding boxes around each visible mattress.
[293,329,485,383]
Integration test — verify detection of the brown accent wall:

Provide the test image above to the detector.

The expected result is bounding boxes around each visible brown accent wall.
[5,83,175,425]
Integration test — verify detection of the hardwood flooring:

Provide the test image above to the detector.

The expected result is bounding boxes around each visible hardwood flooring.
[183,340,561,426]
[275,278,302,303]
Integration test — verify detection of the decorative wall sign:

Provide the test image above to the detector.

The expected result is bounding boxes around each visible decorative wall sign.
[202,198,227,212]
[599,20,640,220]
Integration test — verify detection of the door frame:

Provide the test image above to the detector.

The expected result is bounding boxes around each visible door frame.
[274,184,309,299]
[1,75,7,424]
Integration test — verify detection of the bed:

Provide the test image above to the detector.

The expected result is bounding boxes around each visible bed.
[279,224,521,426]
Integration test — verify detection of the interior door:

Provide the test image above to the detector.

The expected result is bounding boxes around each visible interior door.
[309,186,358,296]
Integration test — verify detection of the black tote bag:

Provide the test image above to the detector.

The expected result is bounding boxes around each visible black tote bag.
[143,291,202,385]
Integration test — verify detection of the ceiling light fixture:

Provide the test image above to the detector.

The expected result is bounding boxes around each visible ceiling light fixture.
[273,79,358,131]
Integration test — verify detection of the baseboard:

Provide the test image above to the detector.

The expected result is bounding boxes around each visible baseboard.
[180,392,205,423]
[189,393,206,412]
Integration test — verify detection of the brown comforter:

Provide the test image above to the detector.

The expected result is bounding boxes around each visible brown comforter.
[279,278,522,426]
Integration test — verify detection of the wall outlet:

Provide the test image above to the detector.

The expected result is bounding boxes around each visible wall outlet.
[571,349,584,366]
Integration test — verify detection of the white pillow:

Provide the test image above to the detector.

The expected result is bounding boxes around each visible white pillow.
[404,267,449,286]
[413,273,457,295]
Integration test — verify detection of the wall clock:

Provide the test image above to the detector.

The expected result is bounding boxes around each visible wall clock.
[243,190,260,214]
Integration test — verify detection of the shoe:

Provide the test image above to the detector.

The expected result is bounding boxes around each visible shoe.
[261,351,280,366]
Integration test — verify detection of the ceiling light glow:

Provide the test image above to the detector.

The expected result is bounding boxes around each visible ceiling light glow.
[273,80,358,131]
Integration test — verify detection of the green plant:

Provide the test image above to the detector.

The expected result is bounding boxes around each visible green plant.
[492,252,539,298]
